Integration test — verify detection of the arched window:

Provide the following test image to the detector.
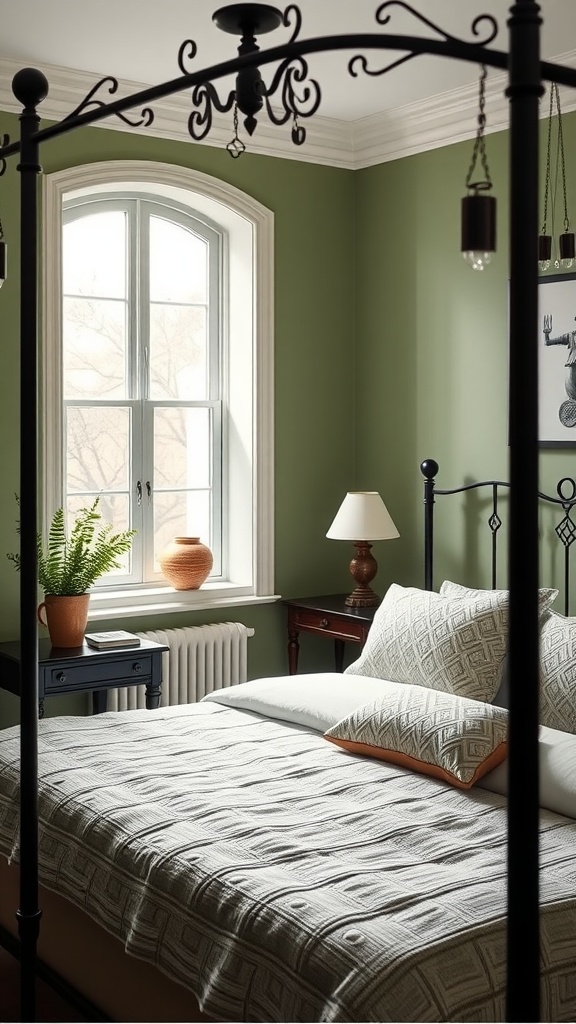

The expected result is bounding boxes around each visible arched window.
[43,162,276,618]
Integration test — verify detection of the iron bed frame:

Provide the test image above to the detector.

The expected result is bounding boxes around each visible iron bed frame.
[1,2,575,1020]
[422,457,576,615]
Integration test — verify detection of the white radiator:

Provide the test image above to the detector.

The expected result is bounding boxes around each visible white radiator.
[106,622,255,712]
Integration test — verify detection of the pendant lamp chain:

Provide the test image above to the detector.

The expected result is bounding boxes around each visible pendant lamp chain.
[465,64,493,193]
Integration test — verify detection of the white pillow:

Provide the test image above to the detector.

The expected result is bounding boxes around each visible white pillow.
[345,583,509,704]
[201,673,405,732]
[479,724,576,820]
[539,612,576,733]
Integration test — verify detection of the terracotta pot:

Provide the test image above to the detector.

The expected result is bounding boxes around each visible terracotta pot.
[37,593,91,648]
[159,536,213,590]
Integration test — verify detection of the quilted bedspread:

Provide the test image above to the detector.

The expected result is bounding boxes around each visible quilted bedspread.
[1,702,575,1022]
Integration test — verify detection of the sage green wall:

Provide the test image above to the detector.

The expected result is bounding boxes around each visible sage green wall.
[355,114,576,604]
[0,114,356,726]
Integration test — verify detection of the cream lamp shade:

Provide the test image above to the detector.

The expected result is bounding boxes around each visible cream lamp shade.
[326,491,399,607]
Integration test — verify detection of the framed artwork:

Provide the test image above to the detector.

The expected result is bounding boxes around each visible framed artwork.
[538,272,576,448]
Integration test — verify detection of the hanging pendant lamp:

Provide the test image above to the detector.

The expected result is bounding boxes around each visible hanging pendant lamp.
[461,65,497,271]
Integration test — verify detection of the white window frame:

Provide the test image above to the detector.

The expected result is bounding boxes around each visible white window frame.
[43,160,277,619]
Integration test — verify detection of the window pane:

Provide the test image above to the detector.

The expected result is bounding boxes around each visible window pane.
[154,407,210,488]
[67,493,132,578]
[149,217,207,304]
[66,406,130,493]
[63,211,126,298]
[154,490,211,571]
[63,297,128,399]
[149,304,207,400]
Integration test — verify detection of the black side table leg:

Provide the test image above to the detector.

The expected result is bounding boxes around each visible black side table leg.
[92,691,108,715]
[334,639,345,672]
[145,681,161,710]
[38,700,44,719]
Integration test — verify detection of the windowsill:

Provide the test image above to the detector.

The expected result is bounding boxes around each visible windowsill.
[88,583,281,622]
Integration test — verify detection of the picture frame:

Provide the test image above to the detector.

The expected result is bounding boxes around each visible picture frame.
[538,271,576,448]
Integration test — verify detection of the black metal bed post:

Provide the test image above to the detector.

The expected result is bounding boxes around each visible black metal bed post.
[420,459,438,591]
[13,67,48,1024]
[506,3,543,1020]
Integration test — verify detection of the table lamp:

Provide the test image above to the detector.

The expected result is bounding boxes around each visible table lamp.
[326,491,399,607]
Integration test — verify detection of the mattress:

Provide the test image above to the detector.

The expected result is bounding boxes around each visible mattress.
[1,673,575,1023]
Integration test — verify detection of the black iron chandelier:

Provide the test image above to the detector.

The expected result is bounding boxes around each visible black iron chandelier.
[184,3,321,157]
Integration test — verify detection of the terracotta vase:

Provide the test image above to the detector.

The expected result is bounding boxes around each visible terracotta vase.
[37,593,91,648]
[159,536,214,591]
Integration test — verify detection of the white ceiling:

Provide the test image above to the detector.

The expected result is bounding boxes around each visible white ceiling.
[1,0,575,122]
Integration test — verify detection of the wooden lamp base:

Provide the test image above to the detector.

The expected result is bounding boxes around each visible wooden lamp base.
[345,541,380,607]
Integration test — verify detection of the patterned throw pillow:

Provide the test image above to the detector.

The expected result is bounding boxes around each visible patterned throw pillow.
[324,684,508,789]
[345,583,509,703]
[540,612,576,733]
[439,581,559,710]
[439,580,558,619]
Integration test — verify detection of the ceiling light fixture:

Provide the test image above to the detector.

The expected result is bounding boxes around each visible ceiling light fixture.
[181,3,321,158]
[461,64,496,272]
[539,82,575,271]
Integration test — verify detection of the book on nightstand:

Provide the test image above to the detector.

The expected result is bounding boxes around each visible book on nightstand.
[85,630,141,650]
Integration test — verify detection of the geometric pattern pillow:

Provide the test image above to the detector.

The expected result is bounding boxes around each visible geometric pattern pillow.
[324,684,508,789]
[540,611,576,733]
[439,580,559,710]
[344,583,509,704]
[439,579,558,620]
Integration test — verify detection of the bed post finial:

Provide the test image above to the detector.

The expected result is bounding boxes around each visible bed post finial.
[421,459,438,591]
[12,67,49,109]
[420,459,439,481]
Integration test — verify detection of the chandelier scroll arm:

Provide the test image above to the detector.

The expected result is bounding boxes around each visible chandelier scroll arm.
[187,81,236,142]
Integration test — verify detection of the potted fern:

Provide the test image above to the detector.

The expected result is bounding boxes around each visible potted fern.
[8,497,136,647]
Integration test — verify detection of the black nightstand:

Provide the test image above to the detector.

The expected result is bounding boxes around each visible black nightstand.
[282,594,379,674]
[0,637,169,717]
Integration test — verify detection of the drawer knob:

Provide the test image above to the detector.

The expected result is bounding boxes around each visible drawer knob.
[56,671,66,683]
[132,662,143,674]
[320,618,329,629]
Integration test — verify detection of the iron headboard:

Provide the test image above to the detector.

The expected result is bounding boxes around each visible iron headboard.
[421,458,576,616]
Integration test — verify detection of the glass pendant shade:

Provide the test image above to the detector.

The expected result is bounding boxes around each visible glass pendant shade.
[560,231,576,268]
[0,240,6,287]
[461,193,497,271]
[538,234,552,271]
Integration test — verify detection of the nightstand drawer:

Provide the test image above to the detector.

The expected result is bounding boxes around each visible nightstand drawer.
[290,607,369,643]
[45,654,152,693]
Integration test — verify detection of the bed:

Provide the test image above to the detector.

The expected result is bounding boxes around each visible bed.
[2,460,576,1021]
[1,3,575,1022]
[1,672,576,1023]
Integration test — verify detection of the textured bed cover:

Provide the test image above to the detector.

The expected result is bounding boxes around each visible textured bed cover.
[0,698,575,1022]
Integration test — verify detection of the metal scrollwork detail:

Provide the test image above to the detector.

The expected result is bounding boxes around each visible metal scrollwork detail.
[283,4,303,45]
[178,39,199,76]
[349,3,498,80]
[188,82,235,142]
[262,56,322,139]
[0,133,10,177]
[63,77,154,128]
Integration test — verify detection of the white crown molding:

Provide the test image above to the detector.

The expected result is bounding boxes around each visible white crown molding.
[1,52,576,170]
